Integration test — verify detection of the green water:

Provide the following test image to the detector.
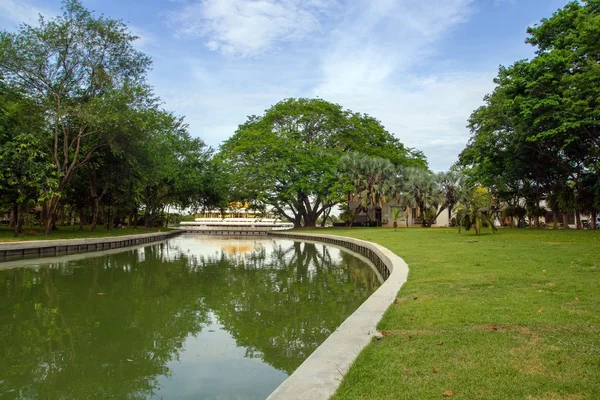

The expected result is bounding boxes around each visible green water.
[0,235,380,400]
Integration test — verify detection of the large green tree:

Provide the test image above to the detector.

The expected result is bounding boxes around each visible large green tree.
[0,0,151,235]
[460,0,600,229]
[219,98,426,227]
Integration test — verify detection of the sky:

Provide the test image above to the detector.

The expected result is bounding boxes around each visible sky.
[0,0,571,171]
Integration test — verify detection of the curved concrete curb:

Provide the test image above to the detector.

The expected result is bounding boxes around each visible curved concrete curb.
[267,232,409,400]
[0,230,181,261]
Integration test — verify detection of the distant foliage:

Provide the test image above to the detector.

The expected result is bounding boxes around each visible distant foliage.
[459,0,600,229]
[0,0,215,235]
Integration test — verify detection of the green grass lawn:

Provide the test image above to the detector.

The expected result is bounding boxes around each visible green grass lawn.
[320,227,600,400]
[0,225,170,242]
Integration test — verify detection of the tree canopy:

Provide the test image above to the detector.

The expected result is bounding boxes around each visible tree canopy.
[459,0,600,229]
[0,0,214,235]
[219,98,427,227]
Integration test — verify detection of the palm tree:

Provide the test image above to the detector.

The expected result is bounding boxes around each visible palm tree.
[437,170,465,223]
[341,153,397,225]
[391,207,403,231]
[404,167,443,227]
[358,157,396,225]
[455,185,497,235]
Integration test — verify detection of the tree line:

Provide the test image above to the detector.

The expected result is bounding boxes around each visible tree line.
[7,0,589,236]
[0,1,433,236]
[0,0,218,236]
[459,0,600,229]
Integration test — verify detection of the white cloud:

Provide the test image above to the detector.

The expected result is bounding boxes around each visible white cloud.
[0,0,52,26]
[128,24,159,51]
[159,0,501,171]
[168,0,338,57]
[315,71,495,171]
[312,0,491,170]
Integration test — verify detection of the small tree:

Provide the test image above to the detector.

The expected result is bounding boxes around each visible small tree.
[391,207,403,231]
[456,186,498,236]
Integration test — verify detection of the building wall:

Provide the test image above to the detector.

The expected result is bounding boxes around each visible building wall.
[349,200,451,227]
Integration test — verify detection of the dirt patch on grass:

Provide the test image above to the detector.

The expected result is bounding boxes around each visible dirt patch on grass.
[394,294,439,304]
[526,393,582,400]
[472,324,531,333]
[379,329,440,336]
[501,325,547,375]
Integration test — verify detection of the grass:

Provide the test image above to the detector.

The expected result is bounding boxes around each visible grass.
[318,227,600,399]
[0,225,170,242]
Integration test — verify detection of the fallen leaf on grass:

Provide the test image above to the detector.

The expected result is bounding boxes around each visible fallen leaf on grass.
[442,390,454,397]
[488,325,498,331]
[436,342,444,346]
[575,297,580,301]
[556,361,562,365]
[381,330,389,336]
[433,368,438,373]
[538,308,543,313]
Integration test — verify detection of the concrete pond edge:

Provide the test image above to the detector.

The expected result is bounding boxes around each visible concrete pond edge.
[0,230,181,262]
[267,232,409,400]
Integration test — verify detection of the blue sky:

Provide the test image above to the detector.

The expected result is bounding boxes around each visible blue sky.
[0,0,570,171]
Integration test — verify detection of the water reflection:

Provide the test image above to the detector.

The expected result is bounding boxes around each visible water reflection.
[0,235,380,399]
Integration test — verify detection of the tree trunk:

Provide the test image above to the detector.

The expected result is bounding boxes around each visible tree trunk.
[591,210,597,230]
[562,213,570,229]
[320,207,330,228]
[165,205,170,228]
[51,211,58,231]
[144,185,152,228]
[420,202,427,228]
[79,207,85,230]
[303,210,317,227]
[133,207,138,230]
[9,202,18,229]
[145,209,151,228]
[90,197,100,233]
[9,202,17,228]
[43,196,61,236]
[534,215,540,228]
[57,205,65,226]
[472,215,480,235]
[104,203,110,230]
[293,214,302,228]
[575,211,581,230]
[13,203,26,238]
[109,207,116,230]
[68,207,73,227]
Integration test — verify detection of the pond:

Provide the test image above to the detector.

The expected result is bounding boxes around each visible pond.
[0,235,381,400]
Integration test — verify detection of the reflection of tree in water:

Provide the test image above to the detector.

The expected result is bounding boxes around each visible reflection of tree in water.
[0,239,380,398]
[193,240,380,374]
[0,243,210,400]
